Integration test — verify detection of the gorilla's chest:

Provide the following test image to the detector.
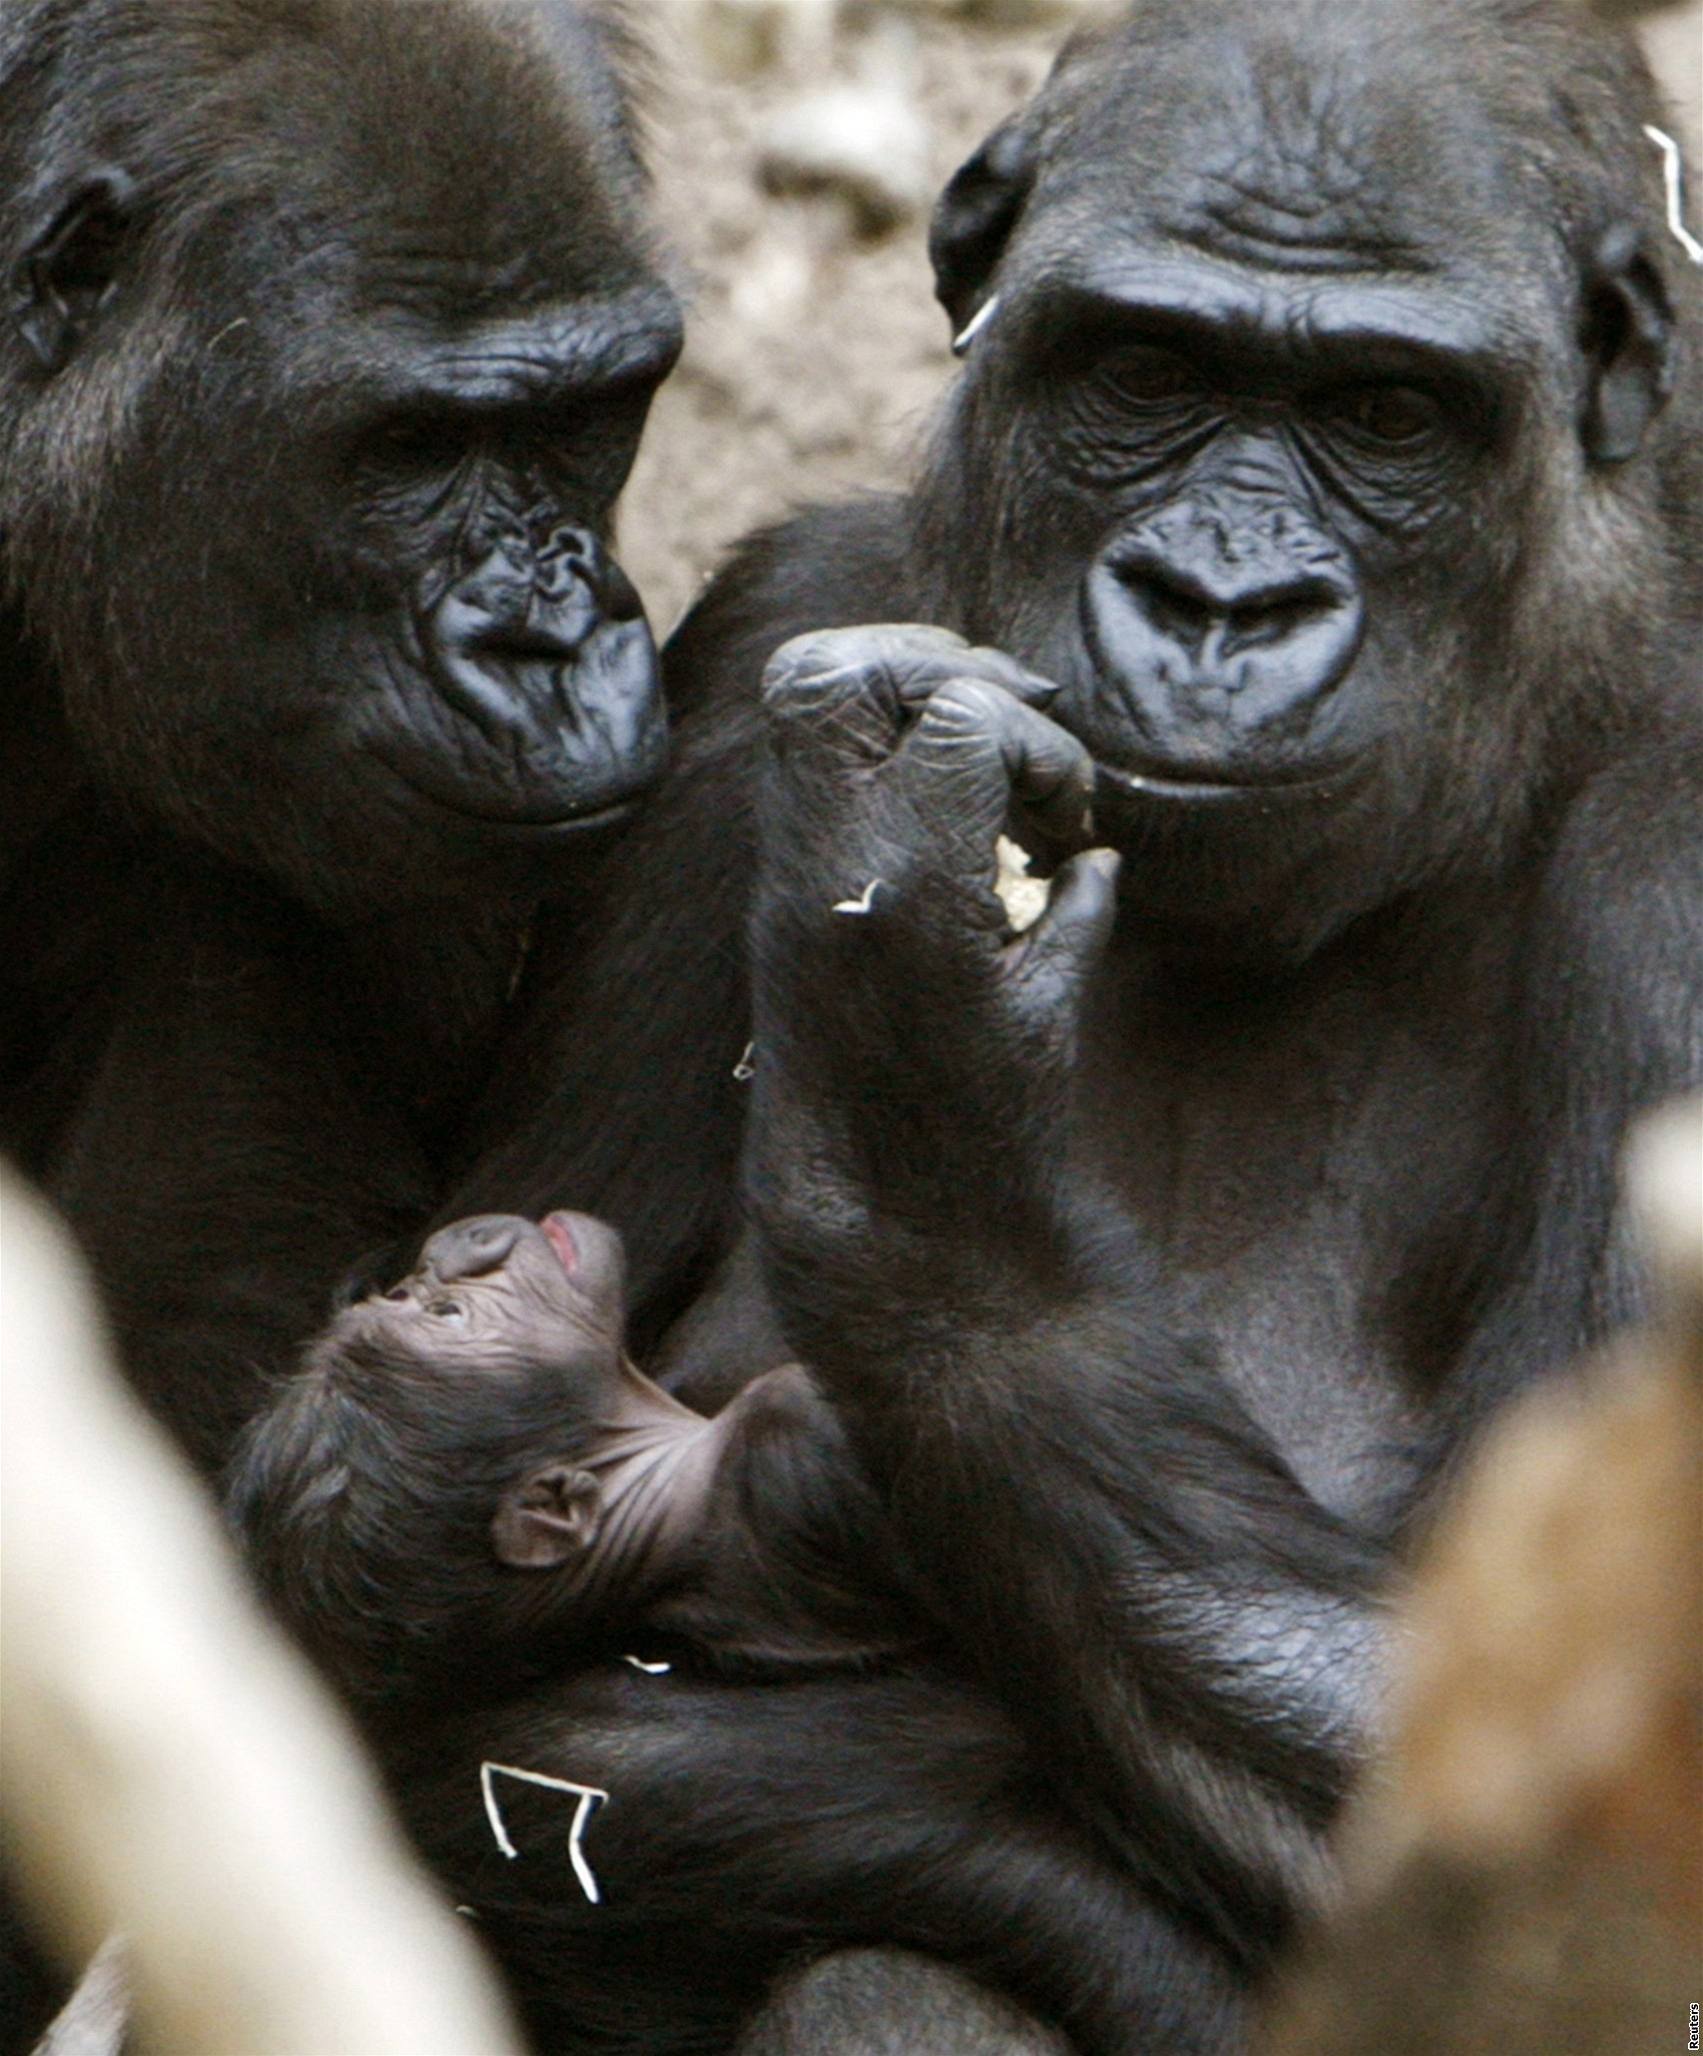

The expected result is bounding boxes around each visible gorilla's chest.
[1077,957,1515,1526]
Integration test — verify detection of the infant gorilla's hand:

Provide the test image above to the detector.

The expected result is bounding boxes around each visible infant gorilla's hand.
[749,625,1120,1254]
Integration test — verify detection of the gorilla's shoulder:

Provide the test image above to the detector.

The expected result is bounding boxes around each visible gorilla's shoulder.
[663,493,916,719]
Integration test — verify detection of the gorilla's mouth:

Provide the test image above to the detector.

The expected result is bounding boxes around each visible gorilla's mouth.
[359,541,670,831]
[368,614,669,831]
[1088,754,1372,847]
[1068,577,1367,811]
[542,1214,580,1274]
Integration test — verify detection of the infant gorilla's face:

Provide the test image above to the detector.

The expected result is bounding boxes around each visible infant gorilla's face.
[334,1211,626,1383]
[300,1210,711,1590]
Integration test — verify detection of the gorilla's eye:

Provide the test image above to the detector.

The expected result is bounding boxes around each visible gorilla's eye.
[427,1298,467,1320]
[364,410,471,471]
[383,1287,411,1304]
[1102,346,1201,406]
[1339,385,1441,446]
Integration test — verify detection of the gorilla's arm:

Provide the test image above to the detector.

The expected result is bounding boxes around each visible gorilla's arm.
[399,1664,1245,2056]
[741,635,1703,1959]
[429,703,761,1350]
[1432,734,1703,1445]
[2,840,437,1471]
[741,638,1390,1956]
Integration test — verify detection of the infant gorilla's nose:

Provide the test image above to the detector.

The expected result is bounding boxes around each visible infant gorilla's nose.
[422,1215,525,1280]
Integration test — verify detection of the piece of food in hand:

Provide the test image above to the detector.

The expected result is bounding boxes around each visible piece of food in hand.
[994,835,1051,934]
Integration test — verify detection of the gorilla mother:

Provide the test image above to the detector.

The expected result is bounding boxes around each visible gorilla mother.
[0,0,681,1471]
[443,0,1702,2039]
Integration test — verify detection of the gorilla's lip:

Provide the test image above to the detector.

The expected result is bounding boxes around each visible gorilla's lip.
[1092,756,1363,804]
[541,1213,580,1275]
[461,794,644,836]
[372,749,656,835]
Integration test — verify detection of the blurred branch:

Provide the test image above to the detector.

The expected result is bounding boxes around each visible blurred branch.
[0,1167,523,2056]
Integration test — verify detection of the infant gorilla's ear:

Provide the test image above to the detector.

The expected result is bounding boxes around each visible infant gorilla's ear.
[491,1464,603,1568]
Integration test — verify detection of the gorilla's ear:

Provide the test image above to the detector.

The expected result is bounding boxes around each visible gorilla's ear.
[1579,224,1676,464]
[491,1463,603,1569]
[928,114,1040,335]
[8,167,137,375]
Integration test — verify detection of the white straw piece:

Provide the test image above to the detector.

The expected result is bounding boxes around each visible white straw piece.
[1644,126,1703,265]
[952,294,1002,357]
[833,879,884,915]
[479,1762,609,1906]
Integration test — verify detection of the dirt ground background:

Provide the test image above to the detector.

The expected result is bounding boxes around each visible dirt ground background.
[621,0,1702,638]
[620,3,1064,632]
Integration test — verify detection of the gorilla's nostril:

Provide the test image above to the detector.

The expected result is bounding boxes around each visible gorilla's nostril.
[1221,584,1338,655]
[538,522,594,557]
[1141,580,1217,653]
[536,525,592,584]
[1121,552,1342,653]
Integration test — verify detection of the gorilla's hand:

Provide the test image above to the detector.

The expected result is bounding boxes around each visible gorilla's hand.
[747,625,1119,1275]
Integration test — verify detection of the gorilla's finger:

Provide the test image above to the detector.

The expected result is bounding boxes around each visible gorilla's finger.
[761,632,911,775]
[764,625,1059,726]
[1011,849,1121,1015]
[890,638,1061,712]
[900,680,1095,849]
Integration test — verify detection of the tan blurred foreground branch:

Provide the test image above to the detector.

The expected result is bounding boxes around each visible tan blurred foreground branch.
[0,1167,523,2056]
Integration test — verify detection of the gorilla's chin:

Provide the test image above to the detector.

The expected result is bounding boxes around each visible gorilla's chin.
[371,741,664,834]
[362,636,670,832]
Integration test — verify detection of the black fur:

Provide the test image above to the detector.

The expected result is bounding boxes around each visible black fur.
[228,1281,1243,2056]
[0,0,682,1470]
[433,0,1703,2043]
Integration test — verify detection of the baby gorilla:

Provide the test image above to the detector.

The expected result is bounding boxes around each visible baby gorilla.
[229,1211,907,1715]
[229,1215,1244,2056]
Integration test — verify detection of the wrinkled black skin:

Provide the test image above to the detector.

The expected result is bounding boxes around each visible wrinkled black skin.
[440,0,1703,2041]
[226,1221,1241,2056]
[0,0,681,1477]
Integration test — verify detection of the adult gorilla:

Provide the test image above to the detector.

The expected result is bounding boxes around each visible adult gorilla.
[0,0,681,1473]
[441,0,1703,2039]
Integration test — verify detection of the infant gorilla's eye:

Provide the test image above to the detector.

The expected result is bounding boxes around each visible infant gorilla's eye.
[382,1287,411,1304]
[1101,345,1202,405]
[427,1298,467,1320]
[1340,384,1441,445]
